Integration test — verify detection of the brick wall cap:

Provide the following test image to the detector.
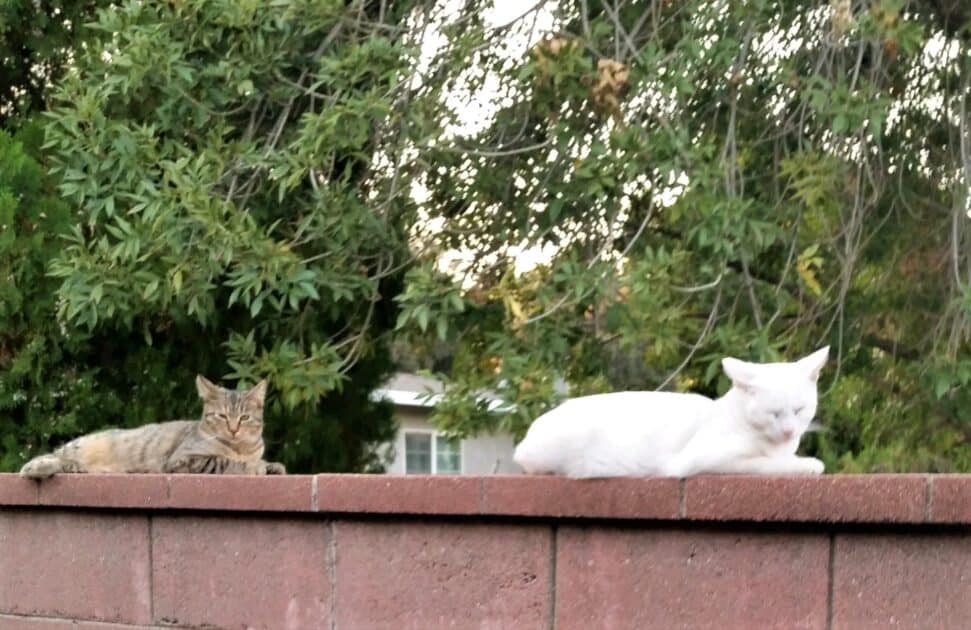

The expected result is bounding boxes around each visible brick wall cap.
[0,473,960,524]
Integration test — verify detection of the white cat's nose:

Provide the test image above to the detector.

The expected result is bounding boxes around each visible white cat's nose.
[780,429,795,441]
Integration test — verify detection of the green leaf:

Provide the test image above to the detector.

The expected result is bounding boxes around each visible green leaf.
[171,269,183,294]
[143,279,159,299]
[416,306,429,332]
[833,114,847,134]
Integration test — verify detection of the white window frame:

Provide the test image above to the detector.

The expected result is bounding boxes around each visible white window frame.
[402,429,464,475]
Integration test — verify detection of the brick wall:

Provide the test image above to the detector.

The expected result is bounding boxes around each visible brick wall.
[1,473,969,629]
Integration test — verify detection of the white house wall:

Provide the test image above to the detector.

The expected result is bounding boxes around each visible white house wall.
[386,406,522,475]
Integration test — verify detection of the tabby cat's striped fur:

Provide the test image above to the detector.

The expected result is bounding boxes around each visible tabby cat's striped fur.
[20,376,285,479]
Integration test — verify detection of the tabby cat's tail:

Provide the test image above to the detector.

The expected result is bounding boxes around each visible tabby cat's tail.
[20,454,66,480]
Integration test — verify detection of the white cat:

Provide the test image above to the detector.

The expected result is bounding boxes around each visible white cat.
[513,347,829,478]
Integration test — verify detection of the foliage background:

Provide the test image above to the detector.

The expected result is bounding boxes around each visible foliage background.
[2,0,971,472]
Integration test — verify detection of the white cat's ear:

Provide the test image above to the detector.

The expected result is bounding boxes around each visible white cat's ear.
[196,375,219,400]
[798,346,830,382]
[722,357,760,392]
[245,379,268,406]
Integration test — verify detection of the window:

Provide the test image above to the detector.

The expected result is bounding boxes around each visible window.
[405,432,431,474]
[404,431,462,474]
[435,436,461,474]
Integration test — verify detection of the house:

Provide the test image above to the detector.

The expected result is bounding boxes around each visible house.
[373,372,522,475]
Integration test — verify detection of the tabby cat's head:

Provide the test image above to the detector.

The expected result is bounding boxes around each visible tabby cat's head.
[196,375,267,445]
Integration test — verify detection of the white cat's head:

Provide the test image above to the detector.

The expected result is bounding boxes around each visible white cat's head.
[721,346,829,445]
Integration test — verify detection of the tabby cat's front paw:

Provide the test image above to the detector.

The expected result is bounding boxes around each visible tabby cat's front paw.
[163,458,190,473]
[265,461,286,475]
[20,455,63,480]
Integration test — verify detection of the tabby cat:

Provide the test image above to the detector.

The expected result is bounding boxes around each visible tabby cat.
[20,375,285,479]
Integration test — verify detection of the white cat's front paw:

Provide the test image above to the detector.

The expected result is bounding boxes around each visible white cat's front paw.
[660,461,688,478]
[802,457,825,475]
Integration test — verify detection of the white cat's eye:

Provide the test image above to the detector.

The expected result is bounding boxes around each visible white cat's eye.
[794,406,805,415]
[771,410,783,418]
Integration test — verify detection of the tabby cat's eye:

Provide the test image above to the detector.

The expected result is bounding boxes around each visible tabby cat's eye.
[240,414,251,422]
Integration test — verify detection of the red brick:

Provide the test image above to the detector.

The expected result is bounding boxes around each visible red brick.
[165,474,313,511]
[151,515,330,629]
[0,473,38,505]
[335,521,551,629]
[315,474,480,515]
[481,475,681,519]
[832,533,971,629]
[555,527,828,630]
[0,510,151,623]
[927,475,971,523]
[684,474,928,523]
[38,474,168,509]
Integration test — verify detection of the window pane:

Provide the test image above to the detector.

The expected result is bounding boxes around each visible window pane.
[405,433,432,474]
[435,436,461,474]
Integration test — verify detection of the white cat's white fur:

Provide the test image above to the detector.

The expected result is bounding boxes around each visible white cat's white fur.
[513,347,829,478]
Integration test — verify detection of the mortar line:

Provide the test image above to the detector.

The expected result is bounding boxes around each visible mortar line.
[549,525,558,630]
[826,532,835,630]
[478,477,487,514]
[0,611,194,629]
[924,476,934,522]
[678,478,687,518]
[148,514,155,623]
[329,520,338,630]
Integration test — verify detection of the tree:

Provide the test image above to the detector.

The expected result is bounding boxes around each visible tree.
[0,125,108,470]
[9,0,442,472]
[13,0,971,474]
[390,0,971,472]
[0,0,109,129]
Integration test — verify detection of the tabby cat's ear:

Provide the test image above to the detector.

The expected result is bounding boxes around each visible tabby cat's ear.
[721,357,759,393]
[244,379,268,406]
[195,375,220,400]
[798,346,829,383]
